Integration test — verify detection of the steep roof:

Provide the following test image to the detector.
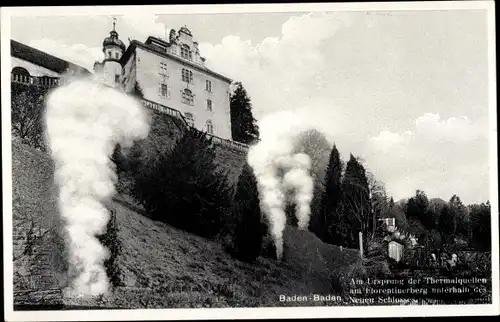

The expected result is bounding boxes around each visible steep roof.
[11,39,91,75]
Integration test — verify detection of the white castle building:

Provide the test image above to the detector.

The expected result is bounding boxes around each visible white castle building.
[94,21,233,140]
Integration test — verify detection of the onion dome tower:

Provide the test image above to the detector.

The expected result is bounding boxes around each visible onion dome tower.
[100,18,126,87]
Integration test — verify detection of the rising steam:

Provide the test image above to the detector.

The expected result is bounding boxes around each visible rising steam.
[248,111,315,261]
[45,77,150,297]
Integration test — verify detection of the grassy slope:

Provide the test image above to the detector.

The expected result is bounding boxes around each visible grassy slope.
[12,141,360,309]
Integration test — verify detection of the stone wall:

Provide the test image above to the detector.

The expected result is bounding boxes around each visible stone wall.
[12,141,64,307]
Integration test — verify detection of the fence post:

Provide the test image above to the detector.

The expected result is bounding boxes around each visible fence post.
[359,231,363,258]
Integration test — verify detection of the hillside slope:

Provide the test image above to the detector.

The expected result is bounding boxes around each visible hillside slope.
[12,141,360,309]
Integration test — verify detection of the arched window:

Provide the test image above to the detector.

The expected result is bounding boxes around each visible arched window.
[181,88,194,105]
[12,67,30,76]
[206,120,214,134]
[184,112,195,127]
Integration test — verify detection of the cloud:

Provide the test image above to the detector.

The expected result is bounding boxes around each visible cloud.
[29,38,103,72]
[121,13,169,42]
[198,12,352,120]
[365,113,489,204]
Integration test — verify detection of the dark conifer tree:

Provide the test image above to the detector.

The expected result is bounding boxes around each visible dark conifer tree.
[133,128,232,238]
[232,163,266,262]
[312,144,343,244]
[230,82,259,144]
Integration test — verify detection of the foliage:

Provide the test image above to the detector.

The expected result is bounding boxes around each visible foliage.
[449,194,468,238]
[367,171,389,239]
[293,129,332,183]
[230,82,259,144]
[314,143,343,244]
[438,204,455,243]
[469,201,491,251]
[339,154,371,249]
[11,83,49,151]
[232,163,266,262]
[96,209,124,287]
[132,128,232,238]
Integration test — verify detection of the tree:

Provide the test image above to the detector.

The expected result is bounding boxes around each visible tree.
[132,128,232,238]
[407,190,436,230]
[340,154,371,249]
[232,163,266,262]
[438,204,455,243]
[97,209,123,287]
[313,144,343,244]
[11,84,47,151]
[469,201,491,251]
[449,194,468,238]
[367,171,389,240]
[230,82,259,144]
[293,129,332,183]
[389,197,395,209]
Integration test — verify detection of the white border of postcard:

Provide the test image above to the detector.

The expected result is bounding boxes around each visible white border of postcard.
[2,1,498,320]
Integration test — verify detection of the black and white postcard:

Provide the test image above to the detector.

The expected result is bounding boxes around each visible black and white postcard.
[1,2,498,321]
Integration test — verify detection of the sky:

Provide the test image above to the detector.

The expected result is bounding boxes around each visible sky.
[10,8,493,205]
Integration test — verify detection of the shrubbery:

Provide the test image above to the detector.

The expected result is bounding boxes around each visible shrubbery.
[132,128,232,238]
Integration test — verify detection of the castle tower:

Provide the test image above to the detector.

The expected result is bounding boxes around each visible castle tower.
[96,18,126,87]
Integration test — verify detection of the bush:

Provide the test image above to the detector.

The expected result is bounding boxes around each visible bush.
[132,128,232,238]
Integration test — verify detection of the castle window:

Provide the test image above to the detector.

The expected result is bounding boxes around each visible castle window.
[205,80,212,92]
[159,62,168,75]
[185,113,195,127]
[159,83,170,98]
[181,44,192,61]
[206,120,214,134]
[181,68,193,84]
[181,88,194,105]
[108,50,112,58]
[206,99,212,111]
[115,74,120,83]
[115,52,119,59]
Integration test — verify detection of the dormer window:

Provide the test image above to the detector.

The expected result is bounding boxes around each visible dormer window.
[181,44,192,61]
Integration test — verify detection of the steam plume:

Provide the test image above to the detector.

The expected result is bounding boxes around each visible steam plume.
[45,78,150,297]
[282,153,314,230]
[247,111,315,260]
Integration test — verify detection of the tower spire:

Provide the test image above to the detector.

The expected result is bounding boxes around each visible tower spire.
[113,17,117,32]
